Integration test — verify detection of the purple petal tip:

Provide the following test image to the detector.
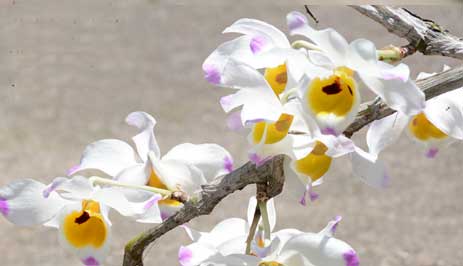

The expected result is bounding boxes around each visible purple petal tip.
[226,111,244,132]
[224,156,234,173]
[343,250,360,266]
[287,11,308,31]
[250,36,267,54]
[249,153,271,167]
[299,192,307,206]
[309,190,319,202]
[330,215,342,234]
[425,147,439,159]
[67,164,80,176]
[203,65,221,85]
[178,246,193,266]
[82,257,100,266]
[321,127,338,136]
[144,194,162,210]
[0,197,9,216]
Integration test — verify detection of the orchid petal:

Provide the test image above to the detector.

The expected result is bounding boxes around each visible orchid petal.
[57,203,111,266]
[360,74,425,116]
[367,112,409,157]
[224,18,290,49]
[0,179,68,226]
[72,139,137,177]
[162,143,233,181]
[92,188,161,222]
[126,111,161,161]
[350,147,389,188]
[281,231,358,266]
[424,88,463,140]
[151,159,207,196]
[288,11,349,65]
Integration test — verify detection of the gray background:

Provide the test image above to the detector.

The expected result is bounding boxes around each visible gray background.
[0,2,462,266]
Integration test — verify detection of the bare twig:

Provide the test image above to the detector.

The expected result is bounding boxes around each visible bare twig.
[123,156,285,266]
[351,5,463,60]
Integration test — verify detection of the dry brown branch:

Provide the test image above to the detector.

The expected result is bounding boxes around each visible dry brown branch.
[352,5,463,60]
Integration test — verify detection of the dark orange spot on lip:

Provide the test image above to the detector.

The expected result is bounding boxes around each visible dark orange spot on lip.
[75,211,90,224]
[322,80,342,95]
[275,72,287,84]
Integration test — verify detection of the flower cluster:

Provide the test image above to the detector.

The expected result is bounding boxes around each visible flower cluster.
[203,11,462,203]
[1,10,462,266]
[0,111,232,265]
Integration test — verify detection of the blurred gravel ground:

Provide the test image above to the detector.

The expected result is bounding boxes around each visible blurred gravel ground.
[0,2,462,266]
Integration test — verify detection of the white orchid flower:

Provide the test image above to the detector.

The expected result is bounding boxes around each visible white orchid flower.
[0,175,162,266]
[287,11,425,135]
[367,67,463,158]
[180,197,277,264]
[284,107,389,204]
[180,213,358,266]
[203,16,327,95]
[69,111,233,219]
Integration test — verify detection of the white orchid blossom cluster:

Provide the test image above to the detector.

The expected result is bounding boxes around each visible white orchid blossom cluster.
[179,197,359,266]
[0,111,232,265]
[203,11,462,204]
[1,9,462,266]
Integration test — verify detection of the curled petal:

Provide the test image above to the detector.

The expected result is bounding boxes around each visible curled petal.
[126,111,161,161]
[224,18,290,49]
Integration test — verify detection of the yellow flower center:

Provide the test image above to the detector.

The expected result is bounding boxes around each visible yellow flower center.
[306,67,356,117]
[259,262,283,266]
[264,63,287,96]
[252,113,294,144]
[295,141,332,182]
[147,169,182,207]
[408,112,448,141]
[63,200,107,248]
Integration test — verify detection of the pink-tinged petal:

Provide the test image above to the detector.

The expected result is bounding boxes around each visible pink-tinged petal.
[220,95,234,112]
[343,249,360,266]
[66,164,80,176]
[143,194,162,210]
[287,11,308,31]
[42,177,67,198]
[226,111,244,131]
[425,147,439,159]
[330,215,342,234]
[249,153,271,167]
[321,127,338,136]
[0,197,9,216]
[309,190,319,202]
[250,35,267,54]
[224,156,234,173]
[82,257,100,266]
[203,64,221,85]
[161,211,170,221]
[178,246,193,266]
[379,63,410,82]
